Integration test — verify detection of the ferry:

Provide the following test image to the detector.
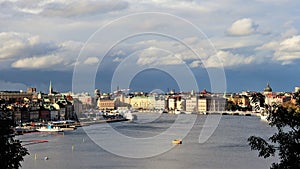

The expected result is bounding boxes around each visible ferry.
[36,127,63,132]
[36,125,63,132]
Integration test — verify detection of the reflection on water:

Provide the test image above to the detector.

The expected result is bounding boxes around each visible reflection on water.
[20,114,276,169]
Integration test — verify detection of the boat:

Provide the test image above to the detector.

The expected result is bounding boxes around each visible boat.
[172,139,182,144]
[174,109,181,115]
[36,125,63,132]
[184,111,192,115]
[122,111,137,121]
[260,114,269,122]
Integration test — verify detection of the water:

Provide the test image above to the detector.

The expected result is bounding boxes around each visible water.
[19,114,276,169]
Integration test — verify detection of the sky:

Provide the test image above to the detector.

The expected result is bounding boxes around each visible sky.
[1,0,300,94]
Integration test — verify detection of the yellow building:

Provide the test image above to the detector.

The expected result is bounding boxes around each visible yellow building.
[129,96,155,110]
[198,98,207,113]
[97,99,115,110]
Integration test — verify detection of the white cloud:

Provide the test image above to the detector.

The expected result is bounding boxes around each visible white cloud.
[227,18,258,36]
[0,32,83,70]
[113,57,123,62]
[203,50,255,68]
[189,60,201,68]
[11,54,63,69]
[2,0,129,17]
[0,32,57,59]
[274,35,300,64]
[256,41,279,50]
[257,35,300,64]
[136,47,184,66]
[83,57,99,65]
[279,35,300,52]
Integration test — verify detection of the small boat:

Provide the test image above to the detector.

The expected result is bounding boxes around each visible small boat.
[172,139,182,144]
[174,109,181,115]
[158,110,164,114]
[260,114,269,122]
[121,110,137,121]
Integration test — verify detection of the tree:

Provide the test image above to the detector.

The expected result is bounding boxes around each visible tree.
[0,105,29,169]
[251,92,265,112]
[248,102,300,169]
[226,100,237,111]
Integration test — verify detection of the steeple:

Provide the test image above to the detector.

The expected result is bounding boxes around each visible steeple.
[49,80,53,95]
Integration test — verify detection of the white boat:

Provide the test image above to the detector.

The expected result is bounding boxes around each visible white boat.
[174,109,181,115]
[260,114,269,122]
[37,126,63,132]
[184,111,192,115]
[122,111,137,121]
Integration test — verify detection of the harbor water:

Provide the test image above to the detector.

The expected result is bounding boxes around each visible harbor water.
[19,113,276,169]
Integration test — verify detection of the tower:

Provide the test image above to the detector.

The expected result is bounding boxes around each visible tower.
[264,83,272,94]
[49,81,53,95]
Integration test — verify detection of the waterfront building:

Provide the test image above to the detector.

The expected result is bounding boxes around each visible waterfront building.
[198,97,208,113]
[168,97,176,110]
[227,94,250,109]
[153,96,166,110]
[53,96,75,120]
[50,109,59,121]
[39,108,50,121]
[167,95,182,112]
[97,98,115,111]
[129,96,154,110]
[207,96,226,112]
[29,104,40,121]
[186,96,198,112]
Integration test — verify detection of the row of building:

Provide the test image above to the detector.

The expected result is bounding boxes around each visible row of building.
[1,83,299,123]
[0,82,96,123]
[98,84,299,113]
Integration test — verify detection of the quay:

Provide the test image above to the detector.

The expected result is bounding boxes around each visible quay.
[203,111,259,116]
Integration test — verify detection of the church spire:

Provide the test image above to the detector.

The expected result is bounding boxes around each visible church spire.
[49,80,53,95]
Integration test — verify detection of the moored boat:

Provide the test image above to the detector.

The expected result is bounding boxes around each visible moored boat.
[260,114,269,122]
[36,126,63,132]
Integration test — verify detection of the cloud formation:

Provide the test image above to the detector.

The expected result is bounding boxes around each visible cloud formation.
[1,0,129,17]
[83,57,99,65]
[227,18,258,36]
[203,50,255,68]
[257,28,300,65]
[0,31,83,70]
[0,32,57,60]
[11,54,63,69]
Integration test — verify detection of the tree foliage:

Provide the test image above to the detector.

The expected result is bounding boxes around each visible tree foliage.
[251,92,266,108]
[0,105,29,169]
[248,101,300,169]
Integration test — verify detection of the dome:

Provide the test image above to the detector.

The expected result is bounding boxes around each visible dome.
[264,83,272,92]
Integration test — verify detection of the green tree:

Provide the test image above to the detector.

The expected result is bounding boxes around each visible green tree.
[0,105,29,169]
[226,100,237,111]
[248,102,300,169]
[251,92,265,111]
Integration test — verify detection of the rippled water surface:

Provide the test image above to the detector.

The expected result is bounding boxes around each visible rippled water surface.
[19,113,277,169]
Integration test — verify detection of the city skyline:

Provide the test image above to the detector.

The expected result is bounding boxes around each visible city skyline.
[1,1,300,93]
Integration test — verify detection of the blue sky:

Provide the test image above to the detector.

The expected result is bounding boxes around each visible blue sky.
[1,0,300,94]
